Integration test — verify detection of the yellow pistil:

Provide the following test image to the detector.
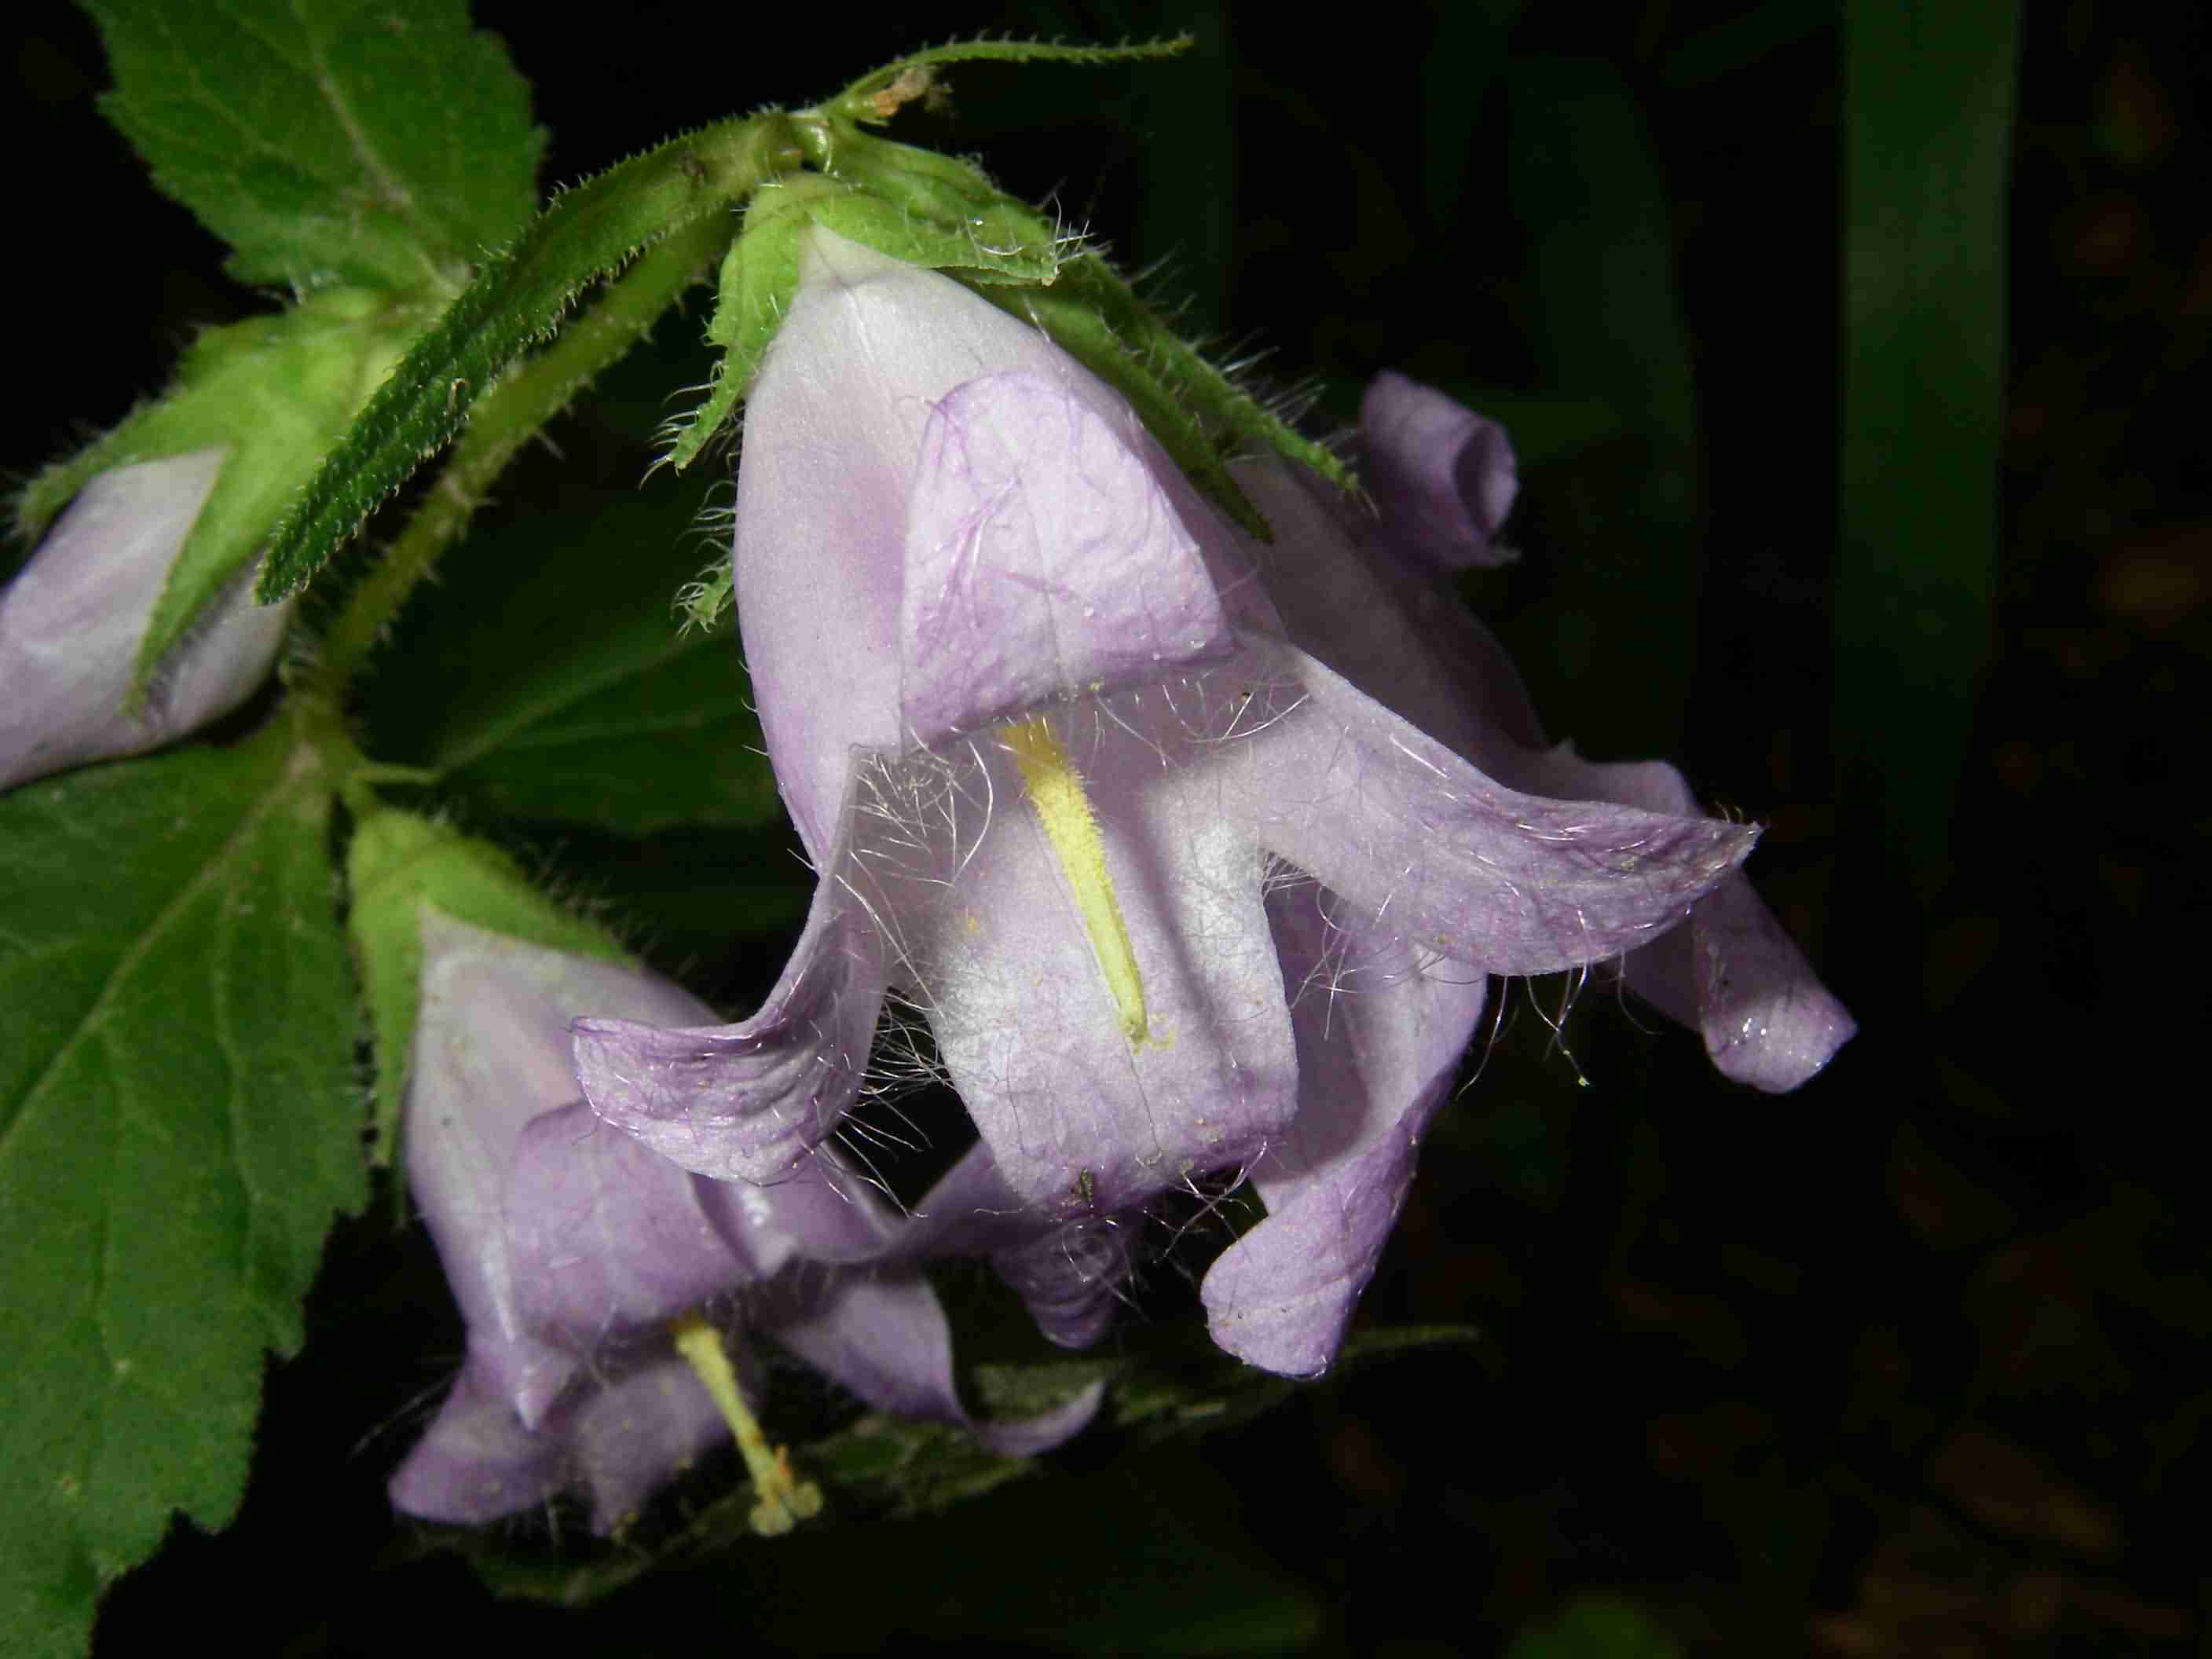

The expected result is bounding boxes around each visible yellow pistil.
[670,1313,822,1536]
[1000,714,1149,1046]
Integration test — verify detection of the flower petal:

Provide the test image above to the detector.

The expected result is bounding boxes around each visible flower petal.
[1357,370,1519,569]
[1203,885,1489,1376]
[569,1354,734,1535]
[1509,749,1855,1090]
[1,449,291,789]
[573,849,885,1183]
[387,1356,569,1526]
[738,229,1133,856]
[406,912,711,1423]
[900,371,1235,745]
[844,689,1298,1215]
[991,1219,1134,1352]
[1215,638,1758,975]
[899,1143,1133,1350]
[692,1149,903,1276]
[1232,458,1546,771]
[504,1102,753,1347]
[765,1267,1105,1456]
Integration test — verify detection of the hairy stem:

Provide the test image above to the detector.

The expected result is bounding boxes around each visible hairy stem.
[312,214,728,694]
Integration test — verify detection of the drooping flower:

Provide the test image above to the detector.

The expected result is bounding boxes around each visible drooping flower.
[569,227,1824,1376]
[389,912,1099,1533]
[0,449,293,789]
[1194,374,1854,1372]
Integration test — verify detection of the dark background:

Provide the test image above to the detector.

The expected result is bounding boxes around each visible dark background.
[9,0,2207,1652]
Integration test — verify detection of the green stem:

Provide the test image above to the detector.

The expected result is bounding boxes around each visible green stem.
[313,211,733,696]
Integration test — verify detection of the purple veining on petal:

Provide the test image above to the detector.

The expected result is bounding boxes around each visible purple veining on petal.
[573,855,886,1183]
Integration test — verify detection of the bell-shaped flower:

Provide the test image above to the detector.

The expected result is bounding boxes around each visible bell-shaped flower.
[390,913,1100,1533]
[569,229,1818,1376]
[1,449,292,789]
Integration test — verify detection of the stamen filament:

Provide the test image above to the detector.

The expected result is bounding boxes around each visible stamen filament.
[1001,714,1149,1044]
[670,1313,823,1536]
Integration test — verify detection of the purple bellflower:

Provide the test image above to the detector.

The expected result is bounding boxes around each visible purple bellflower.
[1,449,291,789]
[572,228,1849,1378]
[389,912,1099,1534]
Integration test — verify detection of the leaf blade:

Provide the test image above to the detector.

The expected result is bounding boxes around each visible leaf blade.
[0,725,363,1657]
[1837,0,2020,902]
[82,0,542,290]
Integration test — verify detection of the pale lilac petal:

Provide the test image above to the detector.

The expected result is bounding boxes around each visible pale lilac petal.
[738,231,1139,856]
[692,1149,902,1276]
[387,1357,569,1525]
[1511,749,1856,1090]
[1358,370,1518,569]
[900,371,1234,744]
[573,859,885,1184]
[504,1102,752,1347]
[991,1219,1134,1351]
[1203,885,1489,1376]
[570,1354,734,1535]
[1232,458,1546,769]
[1216,639,1758,975]
[406,912,714,1423]
[1,449,291,788]
[897,1143,1133,1350]
[841,690,1298,1215]
[767,1267,1105,1456]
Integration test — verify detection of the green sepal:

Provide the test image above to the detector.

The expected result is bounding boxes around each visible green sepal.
[664,160,1067,472]
[815,135,1070,287]
[346,807,632,1167]
[82,0,542,293]
[819,36,1194,129]
[660,190,807,474]
[1062,256,1355,504]
[964,268,1266,540]
[13,287,427,699]
[255,112,797,603]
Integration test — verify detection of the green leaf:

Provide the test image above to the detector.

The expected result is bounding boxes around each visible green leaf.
[362,484,781,837]
[254,112,793,603]
[82,0,542,291]
[1837,0,2019,903]
[346,808,632,1166]
[0,722,363,1659]
[460,1322,1476,1608]
[13,287,429,695]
